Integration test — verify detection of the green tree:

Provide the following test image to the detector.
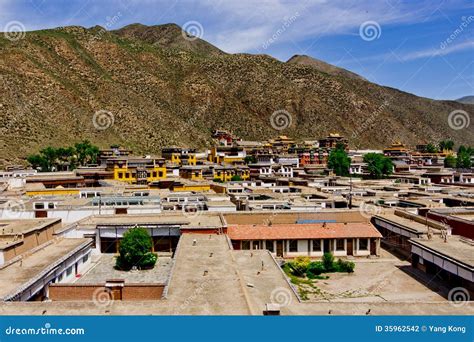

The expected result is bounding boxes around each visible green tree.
[231,175,243,181]
[444,155,457,168]
[116,227,157,270]
[244,155,257,164]
[39,146,58,171]
[363,153,393,179]
[322,252,335,272]
[426,143,438,153]
[327,146,351,176]
[27,154,47,171]
[456,151,472,169]
[75,140,100,166]
[439,140,454,151]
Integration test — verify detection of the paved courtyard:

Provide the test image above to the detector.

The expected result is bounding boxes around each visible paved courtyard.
[76,254,173,284]
[293,250,448,303]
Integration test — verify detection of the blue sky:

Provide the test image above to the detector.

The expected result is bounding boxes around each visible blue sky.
[1,0,473,100]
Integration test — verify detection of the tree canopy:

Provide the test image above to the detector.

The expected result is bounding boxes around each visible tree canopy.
[444,155,457,168]
[116,227,157,270]
[439,140,454,151]
[27,140,100,172]
[363,153,393,179]
[327,145,351,176]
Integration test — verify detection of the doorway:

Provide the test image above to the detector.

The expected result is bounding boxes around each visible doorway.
[323,239,331,253]
[276,240,284,257]
[347,239,353,256]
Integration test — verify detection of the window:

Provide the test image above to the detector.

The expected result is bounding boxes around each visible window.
[359,238,368,250]
[82,254,89,263]
[57,273,63,282]
[312,239,321,252]
[118,172,123,179]
[34,203,44,209]
[336,239,345,251]
[48,202,55,209]
[241,241,250,250]
[289,240,298,252]
[266,240,274,252]
[66,266,73,276]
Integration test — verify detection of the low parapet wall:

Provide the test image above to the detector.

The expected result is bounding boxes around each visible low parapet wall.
[49,283,165,301]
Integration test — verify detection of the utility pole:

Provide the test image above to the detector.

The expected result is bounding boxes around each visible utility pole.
[348,169,353,209]
[98,193,101,215]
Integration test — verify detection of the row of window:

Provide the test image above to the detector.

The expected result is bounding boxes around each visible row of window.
[117,171,164,179]
[34,202,56,210]
[54,254,89,283]
[241,239,369,252]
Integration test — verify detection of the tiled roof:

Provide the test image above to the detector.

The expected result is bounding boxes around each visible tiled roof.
[227,223,382,240]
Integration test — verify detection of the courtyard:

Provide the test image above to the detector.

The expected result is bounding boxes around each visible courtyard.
[289,249,448,303]
[76,254,173,284]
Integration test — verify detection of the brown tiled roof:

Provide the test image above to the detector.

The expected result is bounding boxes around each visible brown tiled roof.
[227,223,382,240]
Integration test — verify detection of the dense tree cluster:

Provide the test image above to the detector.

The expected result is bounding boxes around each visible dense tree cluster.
[27,140,100,172]
[363,153,393,179]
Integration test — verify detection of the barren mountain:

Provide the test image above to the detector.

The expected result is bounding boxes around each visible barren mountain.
[0,24,472,166]
[456,96,474,105]
[287,54,366,81]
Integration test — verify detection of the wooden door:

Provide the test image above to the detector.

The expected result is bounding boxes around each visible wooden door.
[347,239,353,256]
[276,240,284,257]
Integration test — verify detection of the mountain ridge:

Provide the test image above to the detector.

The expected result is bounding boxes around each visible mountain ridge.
[0,23,472,166]
[286,54,366,81]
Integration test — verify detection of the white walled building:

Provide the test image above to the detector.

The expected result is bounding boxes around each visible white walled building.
[228,223,382,258]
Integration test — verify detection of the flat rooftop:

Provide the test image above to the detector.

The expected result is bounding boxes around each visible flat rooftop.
[75,213,224,230]
[0,218,60,236]
[410,235,474,268]
[0,238,91,300]
[374,213,434,234]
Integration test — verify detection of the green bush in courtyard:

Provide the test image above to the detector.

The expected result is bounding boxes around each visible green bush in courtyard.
[306,261,325,278]
[116,227,157,270]
[292,256,311,274]
[322,252,335,272]
[334,258,355,273]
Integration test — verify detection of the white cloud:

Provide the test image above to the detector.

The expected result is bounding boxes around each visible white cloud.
[401,40,474,61]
